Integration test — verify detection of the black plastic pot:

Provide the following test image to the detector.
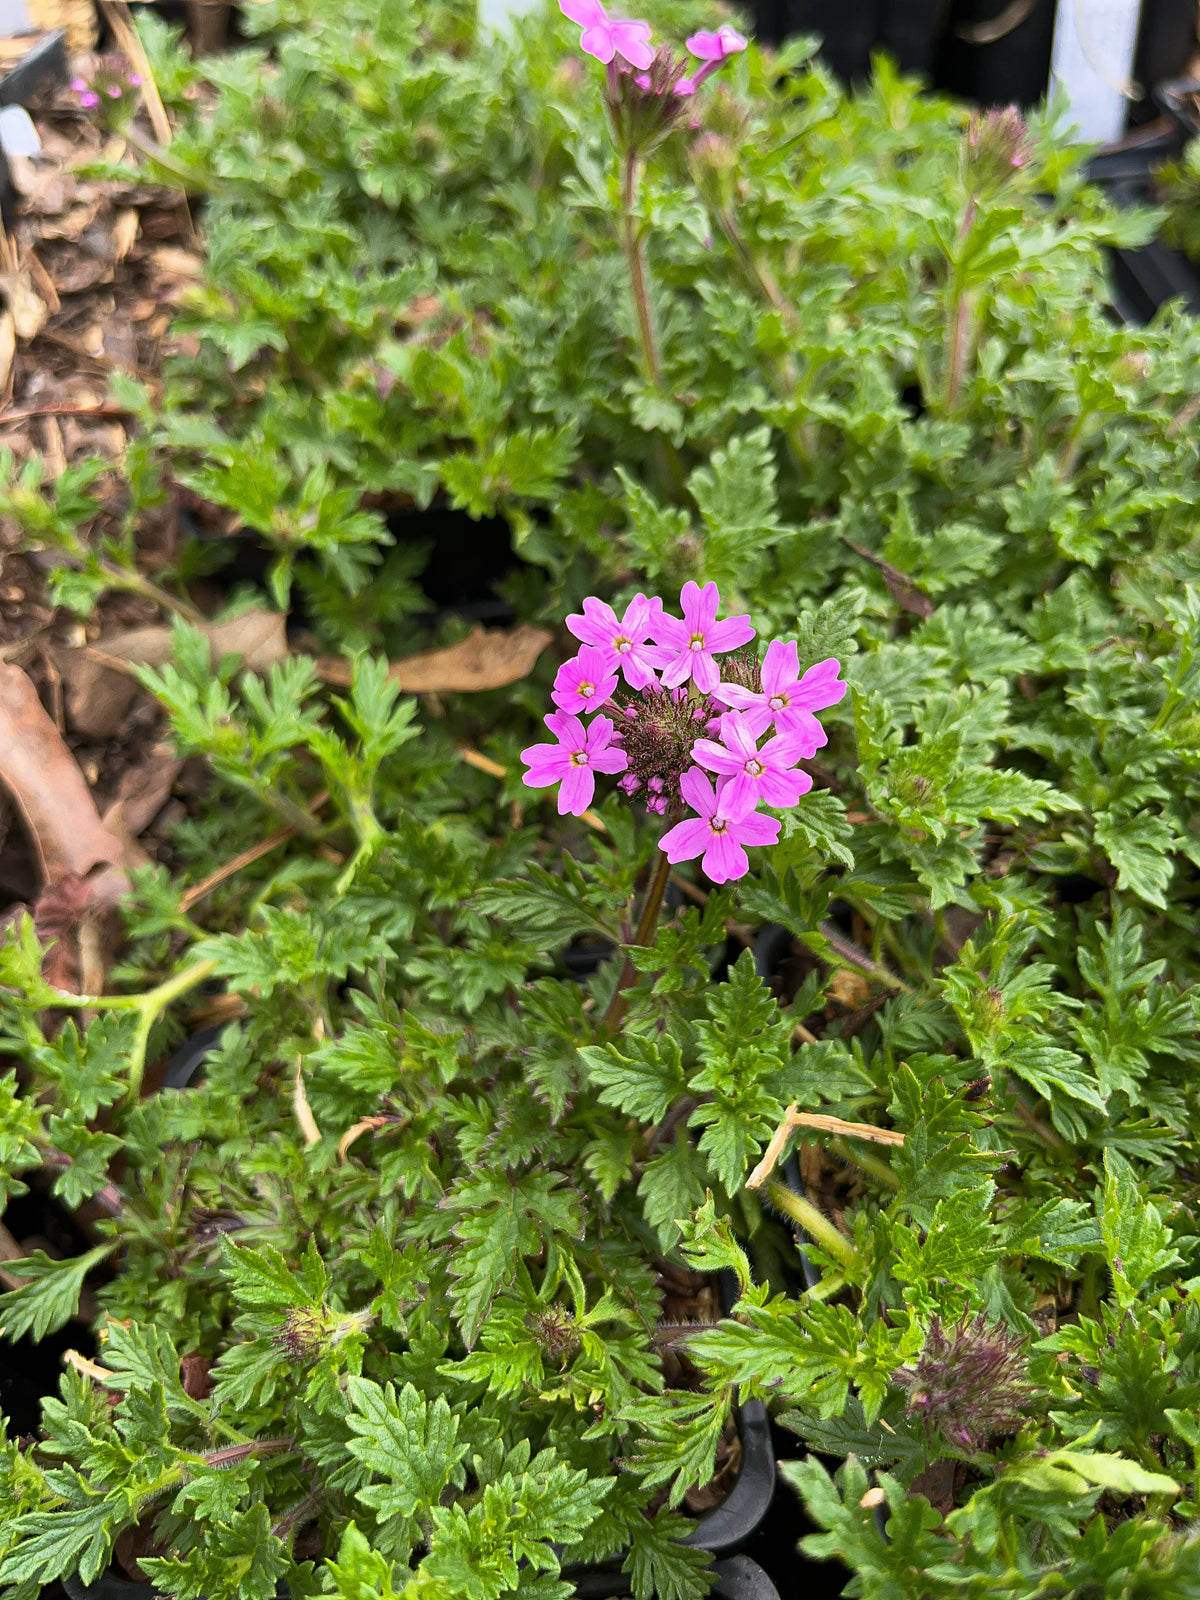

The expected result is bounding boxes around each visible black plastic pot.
[752,0,944,80]
[932,0,1056,108]
[1156,77,1200,141]
[1086,159,1200,325]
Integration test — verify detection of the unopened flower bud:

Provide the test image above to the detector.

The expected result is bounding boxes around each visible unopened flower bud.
[964,107,1033,194]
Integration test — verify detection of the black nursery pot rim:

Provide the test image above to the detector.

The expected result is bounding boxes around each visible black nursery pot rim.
[64,1554,780,1600]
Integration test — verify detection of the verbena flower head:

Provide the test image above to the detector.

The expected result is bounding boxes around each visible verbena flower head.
[523,582,842,882]
[894,1312,1033,1452]
[559,0,654,67]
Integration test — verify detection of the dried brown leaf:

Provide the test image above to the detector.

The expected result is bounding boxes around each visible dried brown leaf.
[93,608,289,675]
[320,623,551,694]
[0,662,131,884]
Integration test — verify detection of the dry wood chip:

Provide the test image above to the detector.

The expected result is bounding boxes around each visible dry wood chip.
[0,271,48,340]
[110,208,140,263]
[151,246,204,279]
[0,313,15,394]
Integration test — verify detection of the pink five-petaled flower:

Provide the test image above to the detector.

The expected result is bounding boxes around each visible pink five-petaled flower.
[714,639,845,748]
[566,593,666,690]
[651,580,754,694]
[685,24,747,59]
[658,768,779,884]
[692,711,814,813]
[521,711,627,817]
[552,645,620,715]
[559,0,654,67]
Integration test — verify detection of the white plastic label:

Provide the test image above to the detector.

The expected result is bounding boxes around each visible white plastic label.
[1050,0,1143,145]
[0,104,40,157]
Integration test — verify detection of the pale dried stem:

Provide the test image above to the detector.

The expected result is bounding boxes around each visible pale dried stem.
[747,1102,904,1191]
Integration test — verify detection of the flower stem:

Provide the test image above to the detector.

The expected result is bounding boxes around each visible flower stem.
[943,195,977,412]
[765,1176,863,1274]
[621,150,665,392]
[602,847,672,1035]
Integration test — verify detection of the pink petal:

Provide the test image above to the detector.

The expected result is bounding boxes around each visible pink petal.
[566,597,619,649]
[761,639,799,697]
[660,654,693,690]
[734,811,781,848]
[794,658,847,711]
[584,713,616,750]
[719,773,756,813]
[757,769,811,808]
[558,765,597,815]
[659,817,712,864]
[685,27,723,58]
[591,745,628,775]
[679,766,717,818]
[680,580,719,631]
[559,0,608,26]
[692,738,742,777]
[713,775,757,821]
[717,24,746,52]
[775,706,827,751]
[622,649,663,690]
[580,21,617,59]
[545,710,586,748]
[521,745,570,787]
[691,651,720,694]
[706,615,755,653]
[675,76,697,95]
[610,18,654,68]
[702,832,749,883]
[717,713,757,757]
[649,612,690,650]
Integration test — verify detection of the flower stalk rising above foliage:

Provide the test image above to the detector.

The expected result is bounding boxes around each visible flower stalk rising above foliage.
[522,581,844,885]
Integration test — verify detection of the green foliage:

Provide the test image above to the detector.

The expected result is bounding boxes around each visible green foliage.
[6,7,1200,1599]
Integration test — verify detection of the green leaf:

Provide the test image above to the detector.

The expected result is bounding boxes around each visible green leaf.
[0,1243,116,1341]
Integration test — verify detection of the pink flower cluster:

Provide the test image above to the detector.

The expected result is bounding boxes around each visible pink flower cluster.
[558,0,745,91]
[521,582,846,883]
[71,66,142,111]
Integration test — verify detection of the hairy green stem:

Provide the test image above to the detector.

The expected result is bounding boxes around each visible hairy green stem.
[765,1177,863,1273]
[829,1134,900,1191]
[943,195,977,412]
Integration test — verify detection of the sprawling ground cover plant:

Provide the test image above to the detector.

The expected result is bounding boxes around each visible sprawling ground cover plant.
[4,2,1200,1598]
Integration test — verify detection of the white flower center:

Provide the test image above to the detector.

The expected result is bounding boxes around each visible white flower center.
[570,751,590,767]
[689,634,705,652]
[710,817,728,833]
[768,693,787,711]
[745,758,764,777]
[579,680,595,698]
[615,636,632,654]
